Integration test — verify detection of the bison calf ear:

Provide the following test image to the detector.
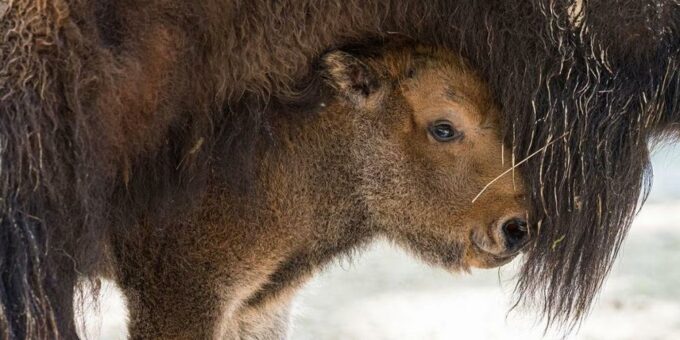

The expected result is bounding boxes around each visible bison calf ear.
[322,51,382,108]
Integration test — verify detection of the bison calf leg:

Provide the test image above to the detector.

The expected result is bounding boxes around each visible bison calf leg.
[236,302,292,339]
[122,282,225,339]
[111,223,229,339]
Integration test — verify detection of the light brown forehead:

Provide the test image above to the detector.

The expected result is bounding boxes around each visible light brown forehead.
[399,62,495,127]
[379,46,490,100]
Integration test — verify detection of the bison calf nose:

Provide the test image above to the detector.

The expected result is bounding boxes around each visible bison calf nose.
[501,218,529,252]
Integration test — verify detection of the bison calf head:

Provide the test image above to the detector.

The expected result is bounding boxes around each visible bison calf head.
[323,45,531,270]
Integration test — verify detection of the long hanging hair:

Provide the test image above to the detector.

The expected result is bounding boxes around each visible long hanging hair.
[0,0,678,338]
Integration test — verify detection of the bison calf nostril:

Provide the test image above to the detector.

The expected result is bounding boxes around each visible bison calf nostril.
[502,218,529,249]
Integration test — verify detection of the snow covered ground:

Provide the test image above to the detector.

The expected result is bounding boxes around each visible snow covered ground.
[80,144,680,339]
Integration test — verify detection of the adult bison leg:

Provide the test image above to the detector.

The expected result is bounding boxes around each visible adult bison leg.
[43,253,80,339]
[0,1,117,338]
[0,215,80,339]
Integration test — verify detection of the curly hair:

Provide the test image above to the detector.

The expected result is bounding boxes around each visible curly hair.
[0,0,677,338]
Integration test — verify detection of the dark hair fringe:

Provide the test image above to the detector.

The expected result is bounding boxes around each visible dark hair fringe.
[1,0,678,338]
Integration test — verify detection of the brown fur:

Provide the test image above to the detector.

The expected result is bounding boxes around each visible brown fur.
[1,1,678,338]
[108,45,528,339]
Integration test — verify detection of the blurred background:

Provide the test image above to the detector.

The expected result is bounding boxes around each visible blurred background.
[81,143,680,340]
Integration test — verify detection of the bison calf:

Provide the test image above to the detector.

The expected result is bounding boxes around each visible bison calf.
[109,45,530,339]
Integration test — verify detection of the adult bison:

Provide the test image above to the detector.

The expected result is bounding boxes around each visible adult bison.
[0,0,678,339]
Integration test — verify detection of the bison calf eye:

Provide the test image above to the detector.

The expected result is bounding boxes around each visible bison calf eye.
[428,120,463,142]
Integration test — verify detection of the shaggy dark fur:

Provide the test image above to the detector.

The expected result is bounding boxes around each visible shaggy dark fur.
[0,0,678,338]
